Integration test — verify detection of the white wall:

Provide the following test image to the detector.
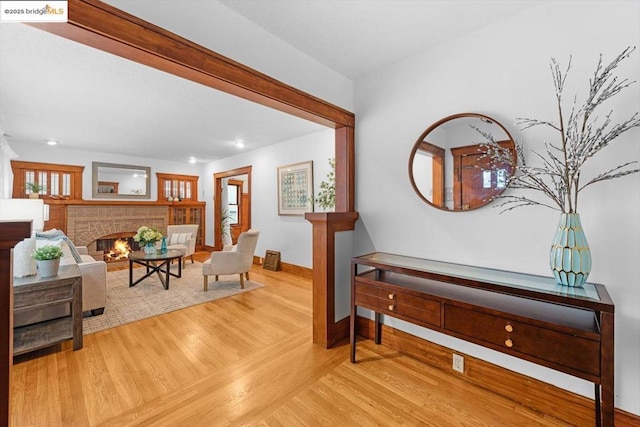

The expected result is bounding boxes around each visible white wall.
[354,1,640,414]
[10,142,204,201]
[202,129,334,268]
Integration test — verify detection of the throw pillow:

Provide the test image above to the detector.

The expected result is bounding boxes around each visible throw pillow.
[35,230,83,263]
[13,237,37,278]
[169,232,191,245]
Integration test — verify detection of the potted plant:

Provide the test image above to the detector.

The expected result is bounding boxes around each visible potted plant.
[32,244,64,277]
[25,182,45,199]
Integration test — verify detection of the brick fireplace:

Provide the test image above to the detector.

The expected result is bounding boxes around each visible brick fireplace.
[66,205,169,256]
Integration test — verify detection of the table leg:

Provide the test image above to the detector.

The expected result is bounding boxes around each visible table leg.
[72,276,83,350]
[164,260,170,289]
[129,258,133,287]
[595,384,601,427]
[350,306,357,363]
[600,311,615,427]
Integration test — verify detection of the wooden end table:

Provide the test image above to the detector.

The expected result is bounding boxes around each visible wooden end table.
[13,263,83,355]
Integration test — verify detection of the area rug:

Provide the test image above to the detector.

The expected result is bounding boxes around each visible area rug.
[83,261,264,335]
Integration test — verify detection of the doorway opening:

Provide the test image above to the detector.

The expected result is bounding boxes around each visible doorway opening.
[214,166,252,250]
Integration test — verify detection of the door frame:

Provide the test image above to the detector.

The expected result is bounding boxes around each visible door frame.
[214,166,252,251]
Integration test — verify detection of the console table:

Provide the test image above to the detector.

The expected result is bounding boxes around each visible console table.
[350,252,615,427]
[13,264,83,355]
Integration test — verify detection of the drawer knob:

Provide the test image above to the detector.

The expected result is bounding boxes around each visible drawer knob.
[388,304,395,311]
[505,339,513,348]
[505,324,513,333]
[388,293,395,300]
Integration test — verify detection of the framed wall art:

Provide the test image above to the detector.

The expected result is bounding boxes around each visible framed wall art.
[263,250,281,271]
[277,161,313,215]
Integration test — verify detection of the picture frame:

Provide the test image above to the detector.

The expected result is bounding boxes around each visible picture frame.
[263,250,281,271]
[277,161,313,215]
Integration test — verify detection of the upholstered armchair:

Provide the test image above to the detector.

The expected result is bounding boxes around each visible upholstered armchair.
[166,224,199,267]
[202,229,259,290]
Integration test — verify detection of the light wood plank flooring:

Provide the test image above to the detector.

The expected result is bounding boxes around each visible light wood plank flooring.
[11,253,572,426]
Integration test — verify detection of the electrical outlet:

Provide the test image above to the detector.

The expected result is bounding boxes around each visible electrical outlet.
[452,353,464,373]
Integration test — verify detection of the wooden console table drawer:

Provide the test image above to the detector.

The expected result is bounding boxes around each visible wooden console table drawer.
[443,304,600,377]
[355,280,440,327]
[14,285,72,309]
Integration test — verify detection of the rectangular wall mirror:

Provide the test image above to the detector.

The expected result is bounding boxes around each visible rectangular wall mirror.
[92,162,151,199]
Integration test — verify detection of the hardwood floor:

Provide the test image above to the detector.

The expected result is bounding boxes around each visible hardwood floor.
[10,253,578,426]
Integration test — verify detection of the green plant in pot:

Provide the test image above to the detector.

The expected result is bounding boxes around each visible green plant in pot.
[25,182,45,199]
[32,244,64,277]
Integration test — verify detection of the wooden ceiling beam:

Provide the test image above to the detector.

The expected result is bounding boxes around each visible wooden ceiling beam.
[31,0,355,129]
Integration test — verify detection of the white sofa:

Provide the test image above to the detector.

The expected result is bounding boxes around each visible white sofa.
[14,232,107,327]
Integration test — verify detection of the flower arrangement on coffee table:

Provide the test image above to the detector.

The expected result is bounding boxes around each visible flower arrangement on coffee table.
[133,226,163,254]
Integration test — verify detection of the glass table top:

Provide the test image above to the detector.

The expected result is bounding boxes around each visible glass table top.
[128,249,185,261]
[354,252,602,302]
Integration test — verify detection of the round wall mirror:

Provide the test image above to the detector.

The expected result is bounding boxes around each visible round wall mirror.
[409,113,516,211]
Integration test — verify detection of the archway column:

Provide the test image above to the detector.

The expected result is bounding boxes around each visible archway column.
[305,212,359,347]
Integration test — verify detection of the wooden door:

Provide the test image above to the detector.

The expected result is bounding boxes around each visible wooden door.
[452,142,512,210]
[228,179,248,244]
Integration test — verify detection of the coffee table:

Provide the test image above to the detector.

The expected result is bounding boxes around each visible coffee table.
[128,249,185,290]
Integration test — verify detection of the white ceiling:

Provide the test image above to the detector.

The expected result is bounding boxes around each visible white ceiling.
[218,0,547,79]
[0,1,547,163]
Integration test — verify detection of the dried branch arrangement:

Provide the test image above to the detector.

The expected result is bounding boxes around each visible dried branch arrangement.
[492,47,640,213]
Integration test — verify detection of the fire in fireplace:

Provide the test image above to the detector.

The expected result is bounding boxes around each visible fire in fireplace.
[96,234,141,262]
[108,239,131,261]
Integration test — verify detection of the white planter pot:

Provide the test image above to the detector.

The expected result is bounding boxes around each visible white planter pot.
[37,258,60,278]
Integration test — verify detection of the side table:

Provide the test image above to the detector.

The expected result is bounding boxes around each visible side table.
[13,264,83,355]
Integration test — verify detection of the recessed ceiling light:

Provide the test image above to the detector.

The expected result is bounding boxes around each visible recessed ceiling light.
[45,139,58,146]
